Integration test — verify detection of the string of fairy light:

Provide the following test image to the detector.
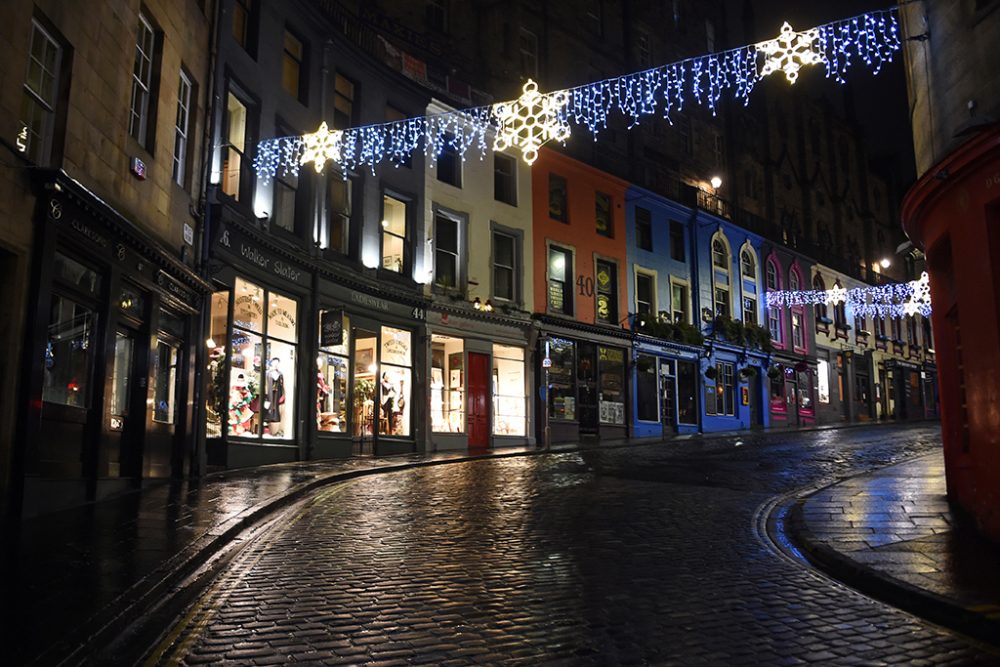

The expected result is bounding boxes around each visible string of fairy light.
[253,7,901,179]
[766,272,932,319]
[248,5,927,318]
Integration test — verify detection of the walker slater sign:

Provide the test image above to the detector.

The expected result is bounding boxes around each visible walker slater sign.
[215,223,310,287]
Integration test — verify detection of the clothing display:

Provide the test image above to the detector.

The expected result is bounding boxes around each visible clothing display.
[264,367,285,424]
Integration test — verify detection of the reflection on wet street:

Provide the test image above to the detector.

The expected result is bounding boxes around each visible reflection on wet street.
[155,425,998,665]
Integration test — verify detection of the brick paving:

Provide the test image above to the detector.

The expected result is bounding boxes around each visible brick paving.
[143,424,999,665]
[787,451,1000,638]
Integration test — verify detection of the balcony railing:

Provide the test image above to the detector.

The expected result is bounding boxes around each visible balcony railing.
[696,189,732,220]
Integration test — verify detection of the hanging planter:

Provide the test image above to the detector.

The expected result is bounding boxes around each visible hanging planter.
[766,366,781,380]
[740,366,758,378]
[705,366,718,380]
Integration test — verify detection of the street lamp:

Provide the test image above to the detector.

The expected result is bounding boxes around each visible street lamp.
[880,257,891,269]
[710,175,723,190]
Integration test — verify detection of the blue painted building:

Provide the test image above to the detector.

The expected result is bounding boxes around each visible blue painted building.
[692,209,771,432]
[624,187,702,438]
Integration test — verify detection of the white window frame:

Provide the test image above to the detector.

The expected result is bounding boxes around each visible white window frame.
[669,277,691,324]
[491,227,518,303]
[433,211,461,290]
[129,12,156,146]
[711,232,731,318]
[547,243,574,315]
[172,69,192,186]
[634,266,657,320]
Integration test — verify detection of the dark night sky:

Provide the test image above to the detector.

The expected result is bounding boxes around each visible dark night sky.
[728,0,917,189]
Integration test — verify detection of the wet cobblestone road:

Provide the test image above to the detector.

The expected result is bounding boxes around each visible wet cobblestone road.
[153,425,999,665]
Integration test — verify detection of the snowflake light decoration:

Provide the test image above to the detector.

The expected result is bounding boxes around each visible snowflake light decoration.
[903,272,932,317]
[493,79,571,165]
[757,21,825,84]
[826,284,848,305]
[299,122,343,173]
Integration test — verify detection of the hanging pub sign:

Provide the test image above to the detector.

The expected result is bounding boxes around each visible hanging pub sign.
[320,308,344,347]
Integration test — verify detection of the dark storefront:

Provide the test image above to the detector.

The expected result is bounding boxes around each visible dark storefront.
[537,318,630,444]
[15,174,208,515]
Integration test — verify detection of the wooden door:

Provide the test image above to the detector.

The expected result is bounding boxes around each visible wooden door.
[467,352,490,448]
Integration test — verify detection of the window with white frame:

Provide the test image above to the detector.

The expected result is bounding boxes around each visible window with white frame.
[671,280,689,323]
[494,153,517,205]
[635,271,654,319]
[548,245,572,314]
[221,91,250,201]
[743,297,757,325]
[172,69,192,186]
[712,235,730,317]
[19,19,62,164]
[492,230,517,302]
[382,194,408,273]
[740,248,756,279]
[434,213,460,290]
[792,311,804,348]
[129,12,157,148]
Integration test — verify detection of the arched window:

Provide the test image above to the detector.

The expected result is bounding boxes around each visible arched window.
[740,248,756,279]
[813,274,828,320]
[789,265,805,349]
[832,280,847,327]
[712,238,728,269]
[711,233,731,317]
[765,257,782,345]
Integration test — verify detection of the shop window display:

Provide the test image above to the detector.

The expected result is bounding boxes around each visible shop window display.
[352,328,378,437]
[380,326,411,437]
[205,290,230,438]
[598,347,626,424]
[153,341,178,423]
[43,295,95,408]
[493,344,526,436]
[547,337,575,421]
[317,311,349,433]
[431,335,464,433]
[215,278,299,441]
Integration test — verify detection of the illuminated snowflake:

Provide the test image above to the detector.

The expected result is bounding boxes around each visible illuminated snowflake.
[826,284,848,305]
[903,272,932,317]
[299,122,343,173]
[492,79,571,165]
[756,21,825,84]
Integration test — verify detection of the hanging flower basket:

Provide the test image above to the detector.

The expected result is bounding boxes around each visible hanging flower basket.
[766,366,781,380]
[705,366,718,380]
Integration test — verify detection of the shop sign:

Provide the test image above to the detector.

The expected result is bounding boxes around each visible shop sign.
[157,270,195,305]
[381,328,411,366]
[599,347,624,363]
[599,401,625,424]
[542,357,552,368]
[320,309,345,347]
[216,225,309,287]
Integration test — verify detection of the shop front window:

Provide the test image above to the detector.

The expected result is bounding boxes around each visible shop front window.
[770,373,786,413]
[636,354,658,422]
[227,278,298,440]
[353,328,378,437]
[43,295,95,408]
[493,345,526,436]
[152,340,178,423]
[676,360,698,425]
[380,326,412,436]
[431,334,464,433]
[317,311,349,433]
[547,337,575,421]
[110,331,134,416]
[599,347,625,424]
[798,369,814,413]
[205,290,230,438]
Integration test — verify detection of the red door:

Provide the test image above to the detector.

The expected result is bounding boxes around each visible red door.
[467,352,490,449]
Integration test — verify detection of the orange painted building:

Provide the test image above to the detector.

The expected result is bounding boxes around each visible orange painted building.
[531,148,632,444]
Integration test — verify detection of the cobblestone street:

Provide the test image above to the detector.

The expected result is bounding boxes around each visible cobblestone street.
[149,425,999,665]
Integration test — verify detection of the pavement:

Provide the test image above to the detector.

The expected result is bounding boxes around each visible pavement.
[3,427,1000,664]
[779,450,1000,646]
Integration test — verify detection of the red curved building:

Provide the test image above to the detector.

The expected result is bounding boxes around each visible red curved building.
[900,2,1000,541]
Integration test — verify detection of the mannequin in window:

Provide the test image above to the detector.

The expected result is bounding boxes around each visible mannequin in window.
[380,372,396,433]
[264,357,285,436]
